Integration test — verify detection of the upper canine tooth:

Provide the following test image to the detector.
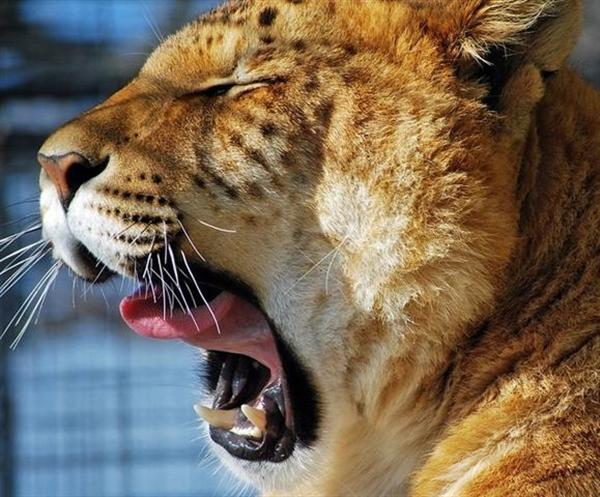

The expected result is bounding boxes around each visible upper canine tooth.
[241,404,267,432]
[194,404,237,430]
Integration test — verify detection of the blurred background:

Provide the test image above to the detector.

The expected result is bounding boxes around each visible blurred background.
[0,1,598,496]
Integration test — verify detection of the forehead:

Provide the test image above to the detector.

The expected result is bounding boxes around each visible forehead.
[140,0,422,86]
[140,1,321,83]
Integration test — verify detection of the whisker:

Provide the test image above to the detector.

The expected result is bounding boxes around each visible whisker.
[0,213,39,229]
[112,220,139,240]
[168,245,181,288]
[2,259,61,342]
[181,251,221,335]
[177,206,237,234]
[176,219,206,262]
[5,195,38,208]
[0,245,51,298]
[156,257,170,318]
[163,222,170,265]
[81,263,109,298]
[0,238,47,264]
[161,261,200,332]
[10,261,62,349]
[0,223,42,252]
[151,267,186,316]
[324,235,349,295]
[140,0,165,43]
[284,244,341,295]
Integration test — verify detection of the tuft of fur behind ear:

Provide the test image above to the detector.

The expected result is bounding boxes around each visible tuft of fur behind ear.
[454,0,582,71]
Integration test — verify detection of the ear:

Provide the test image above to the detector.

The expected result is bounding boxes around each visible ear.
[419,0,582,107]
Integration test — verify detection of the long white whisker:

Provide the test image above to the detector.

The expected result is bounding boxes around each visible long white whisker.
[163,222,170,264]
[156,257,170,318]
[284,242,343,295]
[140,0,164,43]
[151,268,186,315]
[0,245,51,298]
[181,251,221,335]
[161,263,200,332]
[324,235,349,295]
[176,219,206,261]
[0,238,46,264]
[81,263,109,298]
[1,259,60,340]
[10,261,62,349]
[0,223,42,252]
[0,245,49,278]
[177,206,236,233]
[168,245,181,288]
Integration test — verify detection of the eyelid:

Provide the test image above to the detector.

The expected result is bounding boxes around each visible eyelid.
[189,79,270,98]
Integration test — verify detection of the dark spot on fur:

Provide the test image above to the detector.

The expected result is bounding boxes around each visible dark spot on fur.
[247,182,264,199]
[131,215,140,223]
[260,122,278,137]
[258,7,277,26]
[260,35,274,45]
[342,70,361,85]
[112,189,120,195]
[292,40,306,51]
[152,174,162,184]
[345,44,358,56]
[139,173,146,181]
[316,100,335,125]
[293,172,308,185]
[242,214,258,225]
[305,79,319,92]
[230,134,244,147]
[194,176,206,190]
[123,192,131,199]
[135,194,144,201]
[287,0,303,3]
[125,176,132,182]
[207,36,213,47]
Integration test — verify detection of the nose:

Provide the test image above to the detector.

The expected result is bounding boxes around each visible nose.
[37,152,108,208]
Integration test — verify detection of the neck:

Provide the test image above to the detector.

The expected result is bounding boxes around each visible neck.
[447,68,600,417]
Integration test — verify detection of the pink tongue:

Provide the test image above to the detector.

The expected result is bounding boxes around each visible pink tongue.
[120,291,281,377]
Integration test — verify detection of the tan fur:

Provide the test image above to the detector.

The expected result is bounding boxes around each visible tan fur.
[38,0,599,495]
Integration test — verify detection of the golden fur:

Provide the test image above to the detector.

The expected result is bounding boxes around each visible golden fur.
[38,0,599,495]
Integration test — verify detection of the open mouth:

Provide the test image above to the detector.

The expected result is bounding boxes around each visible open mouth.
[119,256,316,463]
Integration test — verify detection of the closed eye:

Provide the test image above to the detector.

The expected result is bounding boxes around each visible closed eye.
[186,80,272,99]
[195,83,236,97]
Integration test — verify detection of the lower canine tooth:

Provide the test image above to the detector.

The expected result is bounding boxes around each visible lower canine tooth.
[231,425,263,440]
[241,404,267,432]
[194,404,237,430]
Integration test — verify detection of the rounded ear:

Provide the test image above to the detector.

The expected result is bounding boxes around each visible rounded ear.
[415,0,582,107]
[453,0,582,71]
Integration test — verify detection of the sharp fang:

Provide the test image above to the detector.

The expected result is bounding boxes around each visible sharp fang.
[241,404,267,432]
[194,404,237,430]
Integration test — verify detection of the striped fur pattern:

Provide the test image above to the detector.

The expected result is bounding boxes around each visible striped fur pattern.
[37,0,599,495]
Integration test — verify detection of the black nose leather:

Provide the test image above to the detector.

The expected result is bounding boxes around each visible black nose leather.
[38,152,108,208]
